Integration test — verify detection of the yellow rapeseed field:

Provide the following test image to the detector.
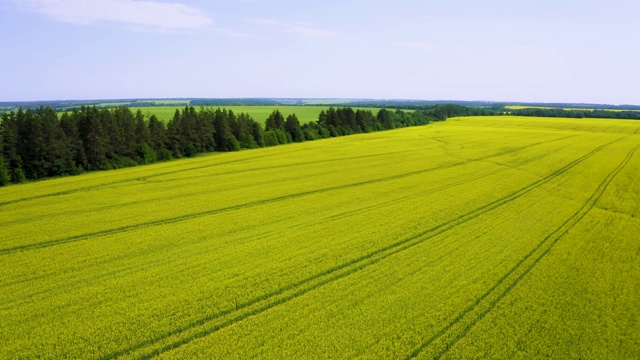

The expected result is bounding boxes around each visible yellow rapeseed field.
[1,116,639,359]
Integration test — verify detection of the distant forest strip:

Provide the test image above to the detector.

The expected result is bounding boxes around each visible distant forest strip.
[0,105,495,185]
[505,107,640,120]
[4,98,640,112]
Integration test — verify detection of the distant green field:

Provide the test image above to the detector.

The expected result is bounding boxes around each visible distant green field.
[92,102,133,107]
[92,100,191,107]
[132,105,388,124]
[2,116,639,358]
[505,105,638,112]
[152,100,191,105]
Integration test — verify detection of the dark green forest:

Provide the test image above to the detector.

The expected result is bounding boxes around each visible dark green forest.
[506,107,640,120]
[3,101,639,186]
[0,104,496,185]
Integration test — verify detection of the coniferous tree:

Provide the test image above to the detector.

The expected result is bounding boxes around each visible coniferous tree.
[37,106,74,176]
[251,121,264,147]
[213,108,240,151]
[194,107,215,152]
[355,109,374,132]
[148,115,169,159]
[17,108,48,179]
[166,109,184,157]
[0,103,466,184]
[337,107,357,134]
[1,110,22,179]
[284,114,305,142]
[317,110,328,128]
[134,110,150,147]
[60,111,86,172]
[0,156,9,186]
[179,106,197,155]
[115,107,137,158]
[265,110,285,131]
[232,113,259,149]
[78,106,109,170]
[377,109,393,129]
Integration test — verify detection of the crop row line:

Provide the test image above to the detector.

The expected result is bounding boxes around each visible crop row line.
[0,134,579,255]
[406,139,639,359]
[0,132,574,207]
[0,149,410,207]
[105,136,618,359]
[0,161,464,255]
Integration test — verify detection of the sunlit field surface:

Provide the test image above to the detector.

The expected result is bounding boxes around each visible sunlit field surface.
[1,116,639,359]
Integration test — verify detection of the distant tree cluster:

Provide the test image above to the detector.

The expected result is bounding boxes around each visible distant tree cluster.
[0,104,493,186]
[508,107,640,120]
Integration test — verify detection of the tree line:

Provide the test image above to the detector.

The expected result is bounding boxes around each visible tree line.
[0,104,495,186]
[507,107,640,120]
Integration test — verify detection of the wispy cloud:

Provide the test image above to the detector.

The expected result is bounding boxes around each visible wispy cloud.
[16,0,213,32]
[247,18,337,38]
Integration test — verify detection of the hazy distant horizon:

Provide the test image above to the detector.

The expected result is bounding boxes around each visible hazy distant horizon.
[2,97,639,108]
[1,0,638,104]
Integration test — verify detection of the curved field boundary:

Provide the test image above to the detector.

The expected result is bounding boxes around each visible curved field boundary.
[0,150,408,207]
[0,161,494,255]
[0,135,580,255]
[405,141,640,359]
[0,132,577,207]
[0,134,578,229]
[99,137,621,360]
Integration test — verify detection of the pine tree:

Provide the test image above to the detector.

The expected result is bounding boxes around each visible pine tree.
[148,115,168,157]
[213,109,239,151]
[284,114,305,142]
[0,156,10,186]
[134,110,150,147]
[265,110,285,131]
[166,109,184,157]
[1,110,22,178]
[78,106,109,170]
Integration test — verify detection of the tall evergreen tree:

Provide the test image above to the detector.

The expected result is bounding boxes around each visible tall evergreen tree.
[251,121,264,147]
[284,114,305,142]
[0,156,9,186]
[265,110,285,131]
[78,106,108,170]
[147,115,166,152]
[213,108,240,151]
[193,107,215,152]
[134,110,150,147]
[232,113,259,149]
[1,110,23,178]
[377,109,393,129]
[37,106,74,176]
[166,109,184,157]
[355,109,374,132]
[60,112,86,171]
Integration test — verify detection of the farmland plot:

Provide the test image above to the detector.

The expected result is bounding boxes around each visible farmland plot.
[1,116,639,359]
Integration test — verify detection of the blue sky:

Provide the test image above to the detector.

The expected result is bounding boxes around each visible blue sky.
[1,0,638,104]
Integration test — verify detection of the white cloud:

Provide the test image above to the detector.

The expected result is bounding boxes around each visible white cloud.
[16,0,213,32]
[247,18,337,38]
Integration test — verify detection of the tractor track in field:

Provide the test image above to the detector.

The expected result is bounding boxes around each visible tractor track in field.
[3,137,563,298]
[0,150,411,207]
[0,132,576,207]
[0,161,497,255]
[0,134,579,255]
[406,140,640,359]
[98,136,619,360]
